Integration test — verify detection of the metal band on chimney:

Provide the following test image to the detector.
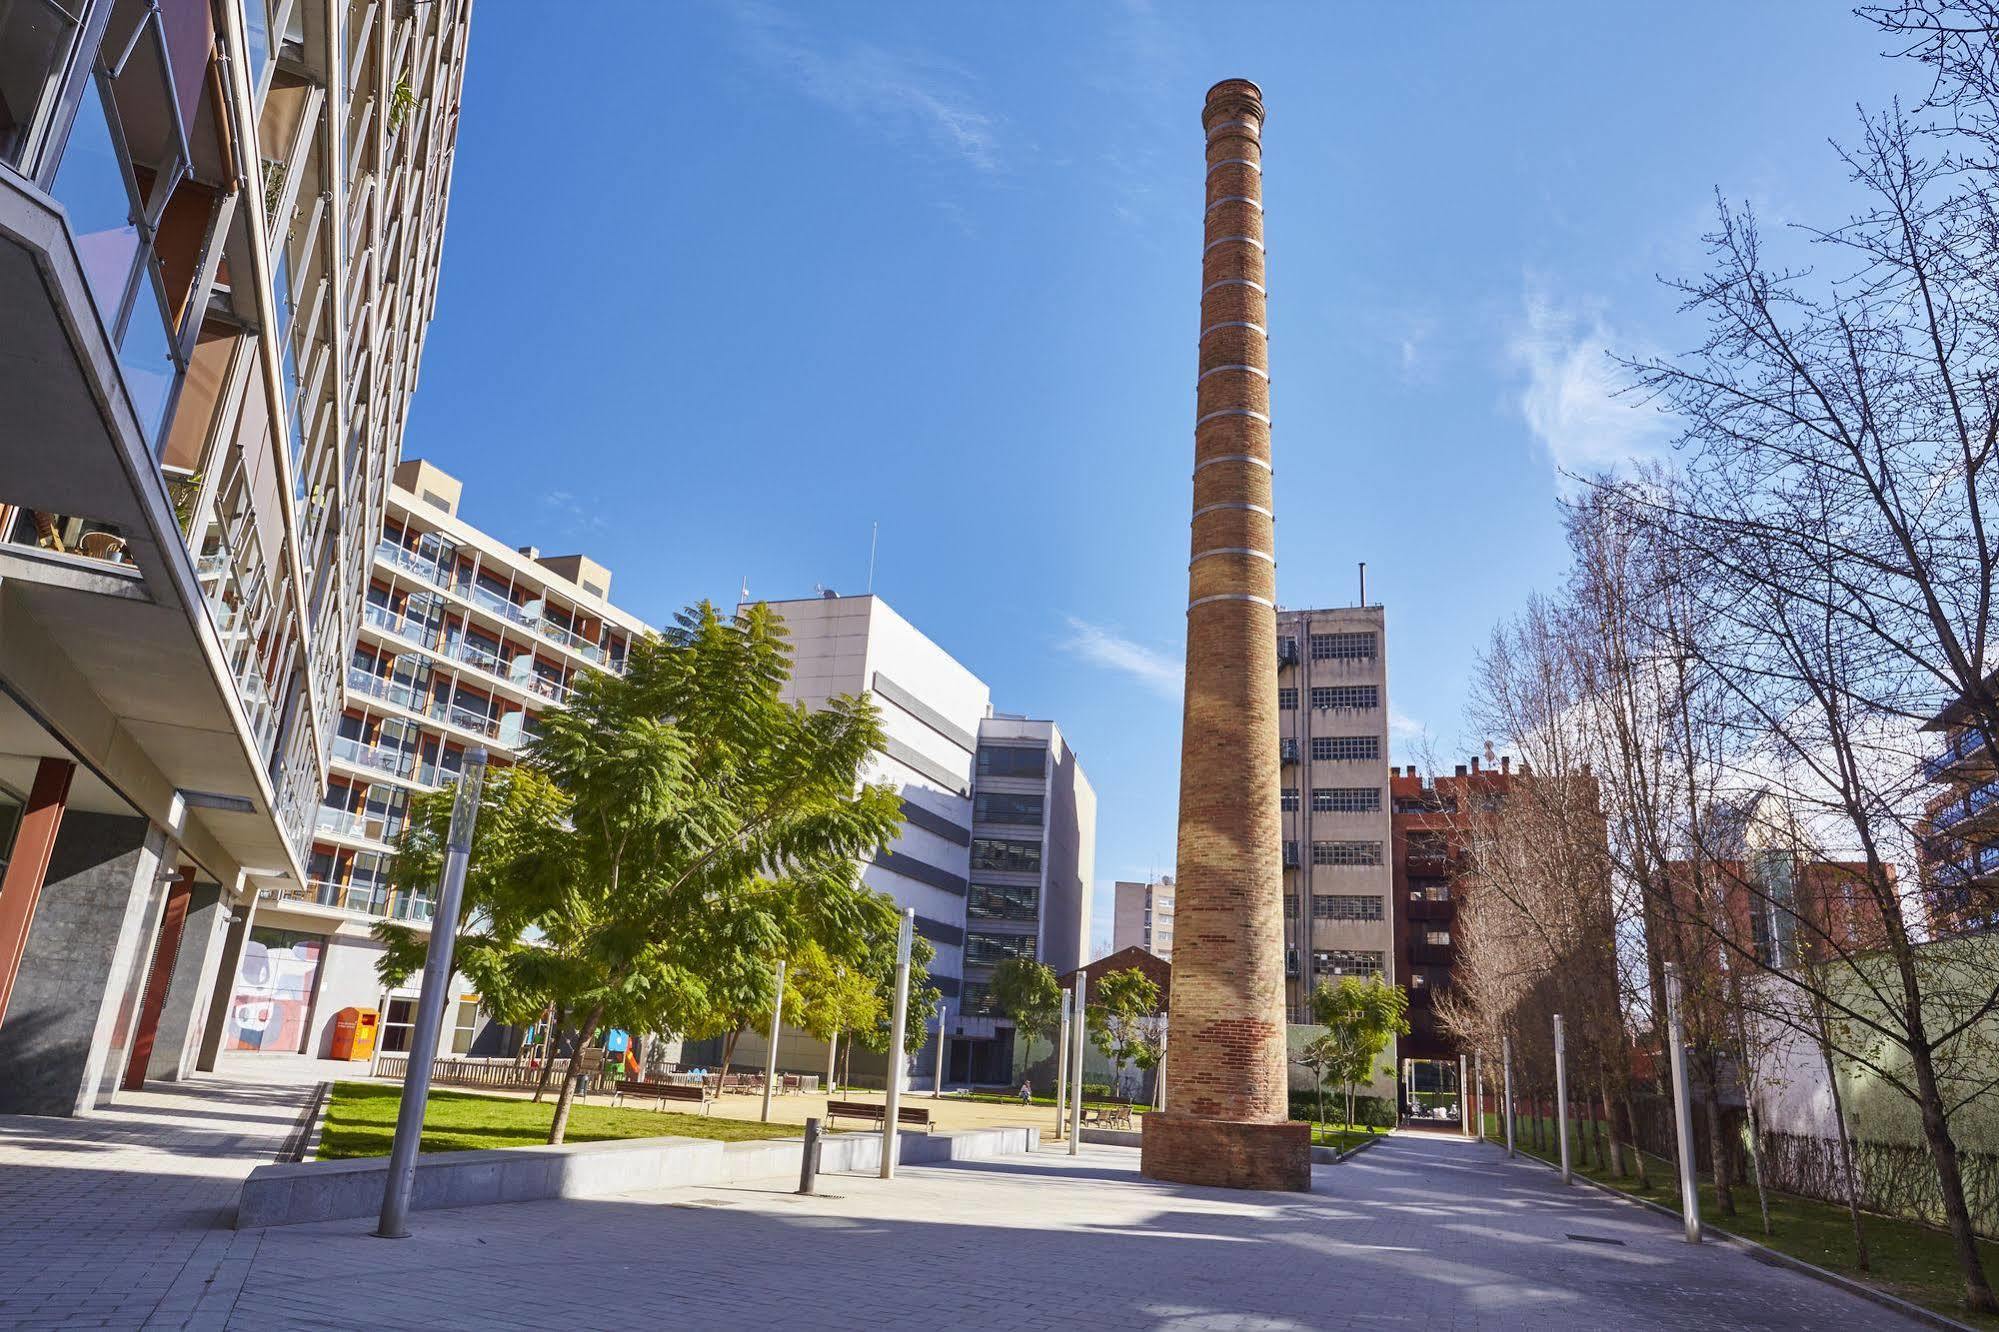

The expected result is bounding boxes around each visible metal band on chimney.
[1196,408,1271,427]
[1204,235,1265,253]
[1186,592,1276,611]
[1197,364,1268,381]
[1193,454,1273,473]
[1202,279,1267,296]
[1192,501,1274,519]
[1206,196,1263,213]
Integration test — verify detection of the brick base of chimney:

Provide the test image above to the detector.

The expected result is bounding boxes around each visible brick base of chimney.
[1140,1112,1313,1192]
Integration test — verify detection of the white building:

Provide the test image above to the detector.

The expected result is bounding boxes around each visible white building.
[717,593,1095,1086]
[1112,877,1175,960]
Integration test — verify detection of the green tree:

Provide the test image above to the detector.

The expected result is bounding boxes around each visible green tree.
[526,601,906,1144]
[1088,968,1163,1097]
[1295,1033,1340,1130]
[1311,976,1409,1130]
[850,930,940,1086]
[789,940,883,1091]
[989,957,1061,1080]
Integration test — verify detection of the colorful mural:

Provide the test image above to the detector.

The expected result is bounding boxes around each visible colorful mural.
[223,928,323,1052]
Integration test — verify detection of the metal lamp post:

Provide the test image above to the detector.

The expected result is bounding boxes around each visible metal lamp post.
[760,960,785,1123]
[1502,1036,1515,1158]
[1473,1051,1484,1142]
[1554,1012,1571,1184]
[932,999,948,1099]
[879,909,914,1180]
[376,748,487,1239]
[1054,989,1072,1140]
[1068,967,1088,1157]
[1664,962,1702,1243]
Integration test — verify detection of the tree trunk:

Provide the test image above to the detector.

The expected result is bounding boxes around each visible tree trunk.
[547,1002,605,1146]
[531,1003,568,1103]
[1909,1037,1998,1313]
[1623,1094,1648,1190]
[1816,1016,1869,1272]
[719,1027,742,1079]
[1701,1073,1735,1216]
[1601,1085,1625,1178]
[826,1030,839,1095]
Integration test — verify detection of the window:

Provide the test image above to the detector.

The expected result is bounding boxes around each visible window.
[1280,787,1300,812]
[1277,635,1299,664]
[1312,840,1382,867]
[450,995,481,1055]
[1409,968,1449,991]
[1310,685,1378,709]
[970,837,1041,874]
[977,746,1046,779]
[1424,929,1452,947]
[1313,895,1384,920]
[969,881,1039,923]
[1405,831,1449,860]
[962,983,997,1017]
[1312,787,1379,813]
[1312,949,1383,977]
[966,932,1037,965]
[422,490,451,512]
[975,791,1044,826]
[1279,687,1298,710]
[1409,881,1451,902]
[1284,895,1298,918]
[583,580,605,598]
[1309,632,1377,661]
[1312,735,1380,762]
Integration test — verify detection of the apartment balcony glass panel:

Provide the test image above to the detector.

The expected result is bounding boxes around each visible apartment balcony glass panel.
[347,666,424,712]
[1934,779,1999,833]
[331,734,414,777]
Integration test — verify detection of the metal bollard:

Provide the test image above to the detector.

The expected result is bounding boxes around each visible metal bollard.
[798,1116,823,1195]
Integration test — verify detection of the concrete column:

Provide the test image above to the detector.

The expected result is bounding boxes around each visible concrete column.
[196,884,257,1072]
[0,811,169,1114]
[1142,76,1309,1194]
[122,872,192,1089]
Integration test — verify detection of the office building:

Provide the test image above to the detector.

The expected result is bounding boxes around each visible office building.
[0,0,472,1112]
[718,593,1095,1086]
[1112,876,1174,960]
[227,459,647,1061]
[1276,605,1395,1024]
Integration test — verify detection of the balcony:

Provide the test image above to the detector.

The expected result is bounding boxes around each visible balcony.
[271,878,433,922]
[330,734,416,779]
[1409,943,1454,967]
[1933,779,1999,834]
[1408,897,1454,922]
[376,538,448,585]
[347,666,425,712]
[1932,842,1999,887]
[1925,730,1999,780]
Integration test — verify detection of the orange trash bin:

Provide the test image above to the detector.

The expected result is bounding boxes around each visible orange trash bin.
[330,1007,379,1061]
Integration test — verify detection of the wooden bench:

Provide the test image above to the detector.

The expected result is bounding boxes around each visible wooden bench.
[1079,1099,1134,1130]
[825,1099,933,1132]
[611,1079,716,1114]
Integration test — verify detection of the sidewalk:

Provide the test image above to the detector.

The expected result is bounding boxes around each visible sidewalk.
[0,1059,323,1330]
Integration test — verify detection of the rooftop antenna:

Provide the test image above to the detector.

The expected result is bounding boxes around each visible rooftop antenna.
[867,521,879,595]
[739,575,750,604]
[1358,561,1367,607]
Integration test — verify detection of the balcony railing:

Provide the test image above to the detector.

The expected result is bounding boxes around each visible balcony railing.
[1933,842,1999,886]
[273,878,433,922]
[429,696,502,740]
[347,666,425,712]
[376,538,448,585]
[1935,779,1999,832]
[1925,730,1999,779]
[330,734,415,778]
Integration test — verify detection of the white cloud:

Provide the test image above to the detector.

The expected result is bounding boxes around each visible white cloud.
[1390,709,1425,740]
[730,3,1005,173]
[1507,284,1671,484]
[1062,616,1181,701]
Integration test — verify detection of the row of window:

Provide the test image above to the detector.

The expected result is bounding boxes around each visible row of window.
[969,881,1039,923]
[970,837,1041,874]
[1279,686,1380,711]
[1284,894,1386,921]
[1278,633,1380,662]
[965,931,1037,966]
[1278,735,1381,762]
[976,745,1046,779]
[974,791,1044,826]
[1281,788,1382,812]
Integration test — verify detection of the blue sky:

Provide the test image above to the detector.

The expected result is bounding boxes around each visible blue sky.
[406,3,1927,953]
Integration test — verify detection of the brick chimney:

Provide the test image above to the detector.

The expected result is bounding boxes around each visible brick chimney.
[1140,78,1309,1194]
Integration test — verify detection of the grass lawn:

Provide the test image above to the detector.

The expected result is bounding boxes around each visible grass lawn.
[1303,1121,1389,1153]
[317,1082,802,1161]
[1487,1113,1999,1328]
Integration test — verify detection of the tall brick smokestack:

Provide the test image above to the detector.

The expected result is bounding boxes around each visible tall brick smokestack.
[1140,78,1310,1192]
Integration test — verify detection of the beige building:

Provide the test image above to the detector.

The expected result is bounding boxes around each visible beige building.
[1276,604,1395,1022]
[1112,876,1175,960]
[0,0,473,1113]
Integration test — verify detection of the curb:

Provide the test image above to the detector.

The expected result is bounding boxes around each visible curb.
[1491,1141,1975,1332]
[275,1081,331,1165]
[1324,1133,1389,1164]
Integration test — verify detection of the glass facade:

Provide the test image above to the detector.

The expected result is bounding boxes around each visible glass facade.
[970,837,1041,874]
[974,791,1043,826]
[976,745,1045,779]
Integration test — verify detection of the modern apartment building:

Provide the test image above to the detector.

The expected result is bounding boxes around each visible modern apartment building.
[1276,605,1394,1024]
[1919,682,1999,937]
[1112,876,1175,960]
[220,459,647,1062]
[0,0,471,1112]
[717,593,1095,1086]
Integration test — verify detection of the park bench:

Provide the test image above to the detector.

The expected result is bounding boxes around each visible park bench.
[825,1099,933,1132]
[1078,1099,1134,1130]
[611,1079,716,1114]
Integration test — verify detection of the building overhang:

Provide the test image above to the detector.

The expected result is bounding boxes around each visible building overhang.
[0,168,304,893]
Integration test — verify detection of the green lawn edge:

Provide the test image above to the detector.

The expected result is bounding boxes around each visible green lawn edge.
[316,1080,802,1161]
[1485,1112,1999,1328]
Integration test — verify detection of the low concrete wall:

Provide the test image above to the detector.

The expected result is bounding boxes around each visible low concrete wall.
[237,1124,1040,1229]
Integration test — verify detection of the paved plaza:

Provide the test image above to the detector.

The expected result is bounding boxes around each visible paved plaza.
[0,1067,1930,1331]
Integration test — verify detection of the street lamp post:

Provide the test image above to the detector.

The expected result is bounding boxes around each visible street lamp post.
[1554,1012,1571,1184]
[879,909,914,1180]
[1068,967,1088,1158]
[376,748,487,1239]
[1458,1053,1470,1139]
[1665,962,1702,1243]
[1473,1051,1484,1142]
[932,999,947,1099]
[1502,1036,1515,1158]
[1054,989,1072,1140]
[760,960,785,1123]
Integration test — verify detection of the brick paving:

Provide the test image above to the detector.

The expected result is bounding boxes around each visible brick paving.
[0,1059,327,1330]
[0,1080,1934,1331]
